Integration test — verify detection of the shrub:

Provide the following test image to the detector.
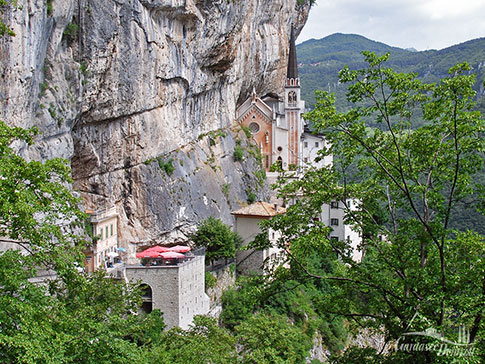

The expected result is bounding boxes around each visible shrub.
[233,145,244,161]
[191,217,242,264]
[63,23,78,41]
[205,271,217,290]
[157,158,175,175]
[246,190,256,204]
[241,125,251,139]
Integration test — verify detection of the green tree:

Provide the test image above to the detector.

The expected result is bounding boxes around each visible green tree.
[192,217,242,264]
[145,316,237,363]
[263,53,485,362]
[235,312,311,364]
[0,121,165,363]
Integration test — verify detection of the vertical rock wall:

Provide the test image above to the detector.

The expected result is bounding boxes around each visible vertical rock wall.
[0,0,310,243]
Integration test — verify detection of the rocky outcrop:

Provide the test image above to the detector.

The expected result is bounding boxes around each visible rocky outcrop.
[0,0,310,243]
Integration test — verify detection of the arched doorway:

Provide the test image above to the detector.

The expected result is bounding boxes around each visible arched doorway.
[277,156,283,169]
[139,283,153,314]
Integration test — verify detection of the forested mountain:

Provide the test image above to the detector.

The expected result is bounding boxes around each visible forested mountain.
[297,33,485,112]
[297,33,485,235]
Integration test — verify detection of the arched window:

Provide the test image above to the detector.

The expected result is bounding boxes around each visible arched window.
[288,91,297,105]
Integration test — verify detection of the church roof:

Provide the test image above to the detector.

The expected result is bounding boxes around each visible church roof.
[232,201,286,218]
[286,26,298,80]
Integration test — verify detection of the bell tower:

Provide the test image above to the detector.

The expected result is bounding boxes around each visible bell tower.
[285,25,302,167]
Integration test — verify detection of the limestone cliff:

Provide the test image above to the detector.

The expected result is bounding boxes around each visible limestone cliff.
[0,0,310,244]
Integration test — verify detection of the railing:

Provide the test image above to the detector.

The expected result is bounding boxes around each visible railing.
[205,258,235,272]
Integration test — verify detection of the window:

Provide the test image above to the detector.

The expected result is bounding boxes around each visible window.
[99,228,103,240]
[249,122,260,134]
[315,141,319,148]
[331,201,339,209]
[277,146,283,152]
[110,224,113,236]
[304,157,308,163]
[330,218,339,226]
[105,226,108,239]
[288,91,297,104]
[303,141,308,148]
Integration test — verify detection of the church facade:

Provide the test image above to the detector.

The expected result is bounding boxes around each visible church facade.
[236,27,329,172]
[236,27,362,262]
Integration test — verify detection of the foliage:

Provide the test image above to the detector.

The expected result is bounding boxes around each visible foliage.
[221,265,348,356]
[241,125,252,139]
[46,0,52,16]
[221,182,231,199]
[234,144,244,161]
[62,22,78,41]
[254,168,266,187]
[0,0,15,36]
[145,316,237,364]
[235,312,311,364]
[0,121,167,363]
[246,189,256,204]
[205,271,217,289]
[191,217,242,263]
[264,53,485,362]
[157,157,175,175]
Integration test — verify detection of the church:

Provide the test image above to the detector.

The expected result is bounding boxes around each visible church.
[236,27,330,172]
[236,27,362,262]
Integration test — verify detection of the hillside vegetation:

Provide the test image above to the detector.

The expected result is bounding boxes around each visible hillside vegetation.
[297,34,485,235]
[297,33,485,115]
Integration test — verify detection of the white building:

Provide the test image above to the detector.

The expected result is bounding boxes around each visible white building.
[232,202,286,275]
[236,27,323,172]
[236,26,362,262]
[85,206,120,272]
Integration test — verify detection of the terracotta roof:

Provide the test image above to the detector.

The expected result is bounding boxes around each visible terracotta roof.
[231,202,286,217]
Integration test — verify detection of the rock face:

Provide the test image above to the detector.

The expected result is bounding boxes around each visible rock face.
[0,0,310,243]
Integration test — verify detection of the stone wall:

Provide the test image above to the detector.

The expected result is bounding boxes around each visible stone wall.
[125,254,209,329]
[206,262,236,308]
[0,0,310,244]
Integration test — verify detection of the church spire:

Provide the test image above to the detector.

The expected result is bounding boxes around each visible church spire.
[286,25,298,81]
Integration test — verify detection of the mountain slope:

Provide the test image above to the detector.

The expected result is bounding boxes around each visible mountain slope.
[297,33,485,235]
[297,34,485,110]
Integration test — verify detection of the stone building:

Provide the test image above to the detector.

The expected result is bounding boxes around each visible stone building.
[124,248,210,330]
[232,202,286,274]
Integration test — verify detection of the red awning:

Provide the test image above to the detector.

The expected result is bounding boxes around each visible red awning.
[169,245,191,253]
[159,251,186,259]
[144,246,171,253]
[135,250,161,259]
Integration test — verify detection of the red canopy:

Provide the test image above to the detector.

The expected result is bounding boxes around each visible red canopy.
[135,250,161,259]
[169,245,191,253]
[145,246,171,253]
[160,251,186,259]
